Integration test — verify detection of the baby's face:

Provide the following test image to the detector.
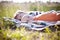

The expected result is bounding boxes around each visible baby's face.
[16,14,22,20]
[16,13,25,20]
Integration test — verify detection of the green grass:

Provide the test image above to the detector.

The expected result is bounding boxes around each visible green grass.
[0,4,20,18]
[0,27,60,40]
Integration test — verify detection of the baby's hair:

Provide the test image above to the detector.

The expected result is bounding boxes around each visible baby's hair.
[14,10,26,20]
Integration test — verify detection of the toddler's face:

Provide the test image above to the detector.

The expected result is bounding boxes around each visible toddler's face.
[16,14,22,20]
[16,13,25,21]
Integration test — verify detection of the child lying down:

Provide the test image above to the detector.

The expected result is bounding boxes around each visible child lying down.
[3,10,60,30]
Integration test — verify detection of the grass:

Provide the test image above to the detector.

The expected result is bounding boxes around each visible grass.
[0,27,60,40]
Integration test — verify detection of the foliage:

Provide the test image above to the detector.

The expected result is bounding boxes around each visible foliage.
[0,4,20,18]
[29,3,37,11]
[29,3,60,11]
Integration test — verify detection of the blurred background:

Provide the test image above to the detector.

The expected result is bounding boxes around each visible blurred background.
[0,0,60,17]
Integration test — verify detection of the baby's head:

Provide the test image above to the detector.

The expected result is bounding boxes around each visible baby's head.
[14,10,26,21]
